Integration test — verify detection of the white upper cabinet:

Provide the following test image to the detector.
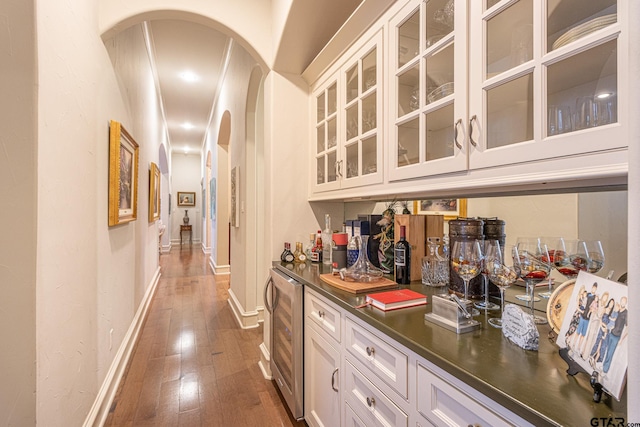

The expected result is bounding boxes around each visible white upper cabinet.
[388,0,469,181]
[312,31,384,193]
[468,0,625,170]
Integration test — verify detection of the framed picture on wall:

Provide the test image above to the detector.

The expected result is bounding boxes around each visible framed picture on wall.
[149,162,160,223]
[414,198,467,221]
[108,120,139,226]
[177,191,195,207]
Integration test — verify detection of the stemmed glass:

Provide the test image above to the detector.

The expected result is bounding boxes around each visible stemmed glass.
[451,240,483,306]
[538,237,562,298]
[514,237,541,303]
[474,240,501,311]
[486,246,518,328]
[552,238,589,280]
[512,239,552,324]
[584,240,605,274]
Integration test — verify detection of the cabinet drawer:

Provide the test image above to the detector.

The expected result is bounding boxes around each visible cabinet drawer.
[306,290,341,342]
[416,363,512,427]
[344,401,368,427]
[345,360,408,427]
[345,317,408,398]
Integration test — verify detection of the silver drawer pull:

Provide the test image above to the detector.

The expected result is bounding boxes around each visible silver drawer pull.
[318,310,325,318]
[468,424,481,427]
[366,396,376,407]
[366,346,375,356]
[331,368,339,392]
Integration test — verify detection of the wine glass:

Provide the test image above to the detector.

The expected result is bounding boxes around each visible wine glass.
[553,238,589,280]
[513,237,541,303]
[512,239,552,324]
[451,240,483,306]
[538,237,562,298]
[486,249,518,328]
[584,240,605,274]
[474,240,501,311]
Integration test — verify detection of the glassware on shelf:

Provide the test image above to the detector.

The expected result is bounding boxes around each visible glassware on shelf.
[552,238,588,280]
[512,239,552,325]
[548,105,573,136]
[474,240,501,311]
[451,240,483,305]
[344,236,384,282]
[584,240,605,274]
[487,250,518,329]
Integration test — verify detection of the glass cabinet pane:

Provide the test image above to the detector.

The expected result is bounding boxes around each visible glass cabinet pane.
[327,83,337,115]
[398,118,419,167]
[547,0,616,52]
[486,73,533,148]
[327,151,337,182]
[362,94,376,134]
[317,92,325,122]
[398,9,419,68]
[426,43,454,105]
[316,124,325,154]
[426,0,454,48]
[425,104,455,161]
[486,0,533,78]
[316,157,325,184]
[346,65,358,104]
[346,105,358,141]
[486,0,500,10]
[363,49,377,92]
[327,118,337,149]
[362,136,377,175]
[346,144,358,178]
[398,65,420,117]
[547,39,617,135]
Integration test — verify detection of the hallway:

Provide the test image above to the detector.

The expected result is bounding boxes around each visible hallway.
[104,246,303,426]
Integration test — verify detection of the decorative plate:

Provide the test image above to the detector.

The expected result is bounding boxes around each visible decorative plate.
[546,278,576,333]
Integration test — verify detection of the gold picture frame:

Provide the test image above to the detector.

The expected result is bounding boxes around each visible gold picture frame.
[108,120,139,226]
[177,191,196,207]
[149,162,160,223]
[414,198,467,221]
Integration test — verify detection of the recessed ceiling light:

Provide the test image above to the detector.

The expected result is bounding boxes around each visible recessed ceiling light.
[179,70,199,83]
[181,122,194,130]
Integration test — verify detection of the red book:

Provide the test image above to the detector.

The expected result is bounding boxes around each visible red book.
[365,289,427,311]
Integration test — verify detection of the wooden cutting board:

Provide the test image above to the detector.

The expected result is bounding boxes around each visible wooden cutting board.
[319,273,398,294]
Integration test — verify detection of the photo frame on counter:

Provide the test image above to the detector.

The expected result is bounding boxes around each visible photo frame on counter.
[414,198,466,220]
[148,162,160,223]
[108,120,139,226]
[177,191,195,207]
[555,271,628,401]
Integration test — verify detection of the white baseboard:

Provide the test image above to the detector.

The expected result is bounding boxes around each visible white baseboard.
[257,306,264,323]
[258,342,272,380]
[83,267,161,427]
[227,288,260,329]
[209,258,230,276]
[161,243,172,253]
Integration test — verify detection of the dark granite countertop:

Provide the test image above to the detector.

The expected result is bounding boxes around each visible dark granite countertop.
[273,261,627,427]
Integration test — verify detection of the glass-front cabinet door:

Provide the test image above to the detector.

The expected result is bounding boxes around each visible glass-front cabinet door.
[389,0,469,181]
[313,77,340,192]
[341,31,384,189]
[468,0,625,170]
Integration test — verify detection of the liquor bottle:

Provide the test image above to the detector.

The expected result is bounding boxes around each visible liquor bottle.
[310,230,323,263]
[395,225,411,284]
[347,230,359,267]
[281,242,294,263]
[293,242,307,263]
[305,233,315,259]
[322,214,333,265]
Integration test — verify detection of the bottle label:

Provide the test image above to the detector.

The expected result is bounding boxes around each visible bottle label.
[395,248,406,266]
[284,253,294,262]
[299,254,307,262]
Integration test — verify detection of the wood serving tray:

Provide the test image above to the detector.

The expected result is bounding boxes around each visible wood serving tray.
[319,273,398,294]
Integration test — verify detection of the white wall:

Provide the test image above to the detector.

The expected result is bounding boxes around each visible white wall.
[0,1,37,424]
[171,153,202,243]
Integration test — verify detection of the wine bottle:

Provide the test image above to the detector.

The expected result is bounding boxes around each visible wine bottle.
[395,225,411,284]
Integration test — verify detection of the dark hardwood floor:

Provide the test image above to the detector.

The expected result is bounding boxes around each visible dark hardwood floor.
[104,245,305,426]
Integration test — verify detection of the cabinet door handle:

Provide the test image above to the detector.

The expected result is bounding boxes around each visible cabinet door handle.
[336,160,343,178]
[263,277,274,314]
[318,310,325,318]
[366,396,376,407]
[454,118,463,149]
[366,346,375,356]
[469,114,479,147]
[331,368,339,392]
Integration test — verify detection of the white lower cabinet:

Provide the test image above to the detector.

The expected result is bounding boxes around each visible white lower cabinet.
[345,401,368,427]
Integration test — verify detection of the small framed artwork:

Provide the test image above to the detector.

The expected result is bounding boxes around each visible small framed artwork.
[178,191,196,207]
[555,271,628,400]
[231,166,239,227]
[414,198,467,220]
[148,162,160,222]
[108,120,139,226]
